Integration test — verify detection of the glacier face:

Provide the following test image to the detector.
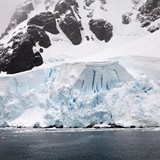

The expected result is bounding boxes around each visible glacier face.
[0,61,160,128]
[0,0,160,128]
[0,62,132,127]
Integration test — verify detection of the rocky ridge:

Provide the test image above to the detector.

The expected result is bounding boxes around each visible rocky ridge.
[0,0,160,74]
[138,0,160,32]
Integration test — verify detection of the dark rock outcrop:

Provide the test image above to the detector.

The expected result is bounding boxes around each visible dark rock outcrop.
[27,25,51,48]
[28,12,59,34]
[138,0,160,31]
[99,0,107,5]
[140,0,160,15]
[89,19,113,42]
[54,0,82,45]
[59,14,82,45]
[0,35,35,74]
[33,122,41,128]
[0,25,51,74]
[34,52,43,66]
[122,13,132,25]
[55,0,79,16]
[147,24,160,33]
[85,0,95,6]
[55,1,72,16]
[141,20,151,27]
[86,123,94,128]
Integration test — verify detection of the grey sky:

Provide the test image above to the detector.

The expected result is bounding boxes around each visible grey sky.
[0,0,23,34]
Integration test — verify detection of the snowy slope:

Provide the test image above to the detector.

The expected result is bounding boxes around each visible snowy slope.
[0,0,160,128]
[34,0,150,65]
[85,29,160,60]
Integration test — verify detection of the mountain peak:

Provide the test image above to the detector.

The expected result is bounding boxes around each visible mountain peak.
[0,0,160,74]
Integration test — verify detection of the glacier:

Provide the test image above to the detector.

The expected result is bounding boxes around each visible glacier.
[0,0,160,128]
[0,61,160,128]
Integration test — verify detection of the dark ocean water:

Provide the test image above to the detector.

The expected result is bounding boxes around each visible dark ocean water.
[0,128,160,160]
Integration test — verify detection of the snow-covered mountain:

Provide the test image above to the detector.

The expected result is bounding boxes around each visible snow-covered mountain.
[0,0,160,128]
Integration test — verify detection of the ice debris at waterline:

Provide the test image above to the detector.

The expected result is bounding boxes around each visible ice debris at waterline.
[0,61,160,128]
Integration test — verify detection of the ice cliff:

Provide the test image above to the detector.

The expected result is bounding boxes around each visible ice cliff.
[0,0,160,128]
[0,62,133,127]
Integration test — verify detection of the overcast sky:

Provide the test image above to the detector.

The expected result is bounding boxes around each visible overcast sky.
[0,0,23,34]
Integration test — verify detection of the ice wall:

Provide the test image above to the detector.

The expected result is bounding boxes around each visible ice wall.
[52,62,133,92]
[1,61,159,128]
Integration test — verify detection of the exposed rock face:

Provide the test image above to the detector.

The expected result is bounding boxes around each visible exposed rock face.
[140,0,160,15]
[147,23,160,33]
[141,20,151,27]
[138,0,160,31]
[27,25,51,48]
[34,52,43,66]
[28,12,59,34]
[85,0,95,6]
[59,15,82,45]
[0,0,34,39]
[99,0,107,5]
[55,0,79,15]
[89,19,113,42]
[0,0,141,74]
[122,13,132,25]
[54,0,82,45]
[0,25,51,74]
[84,0,106,6]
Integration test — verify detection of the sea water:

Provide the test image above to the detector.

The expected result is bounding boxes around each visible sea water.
[0,128,160,160]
